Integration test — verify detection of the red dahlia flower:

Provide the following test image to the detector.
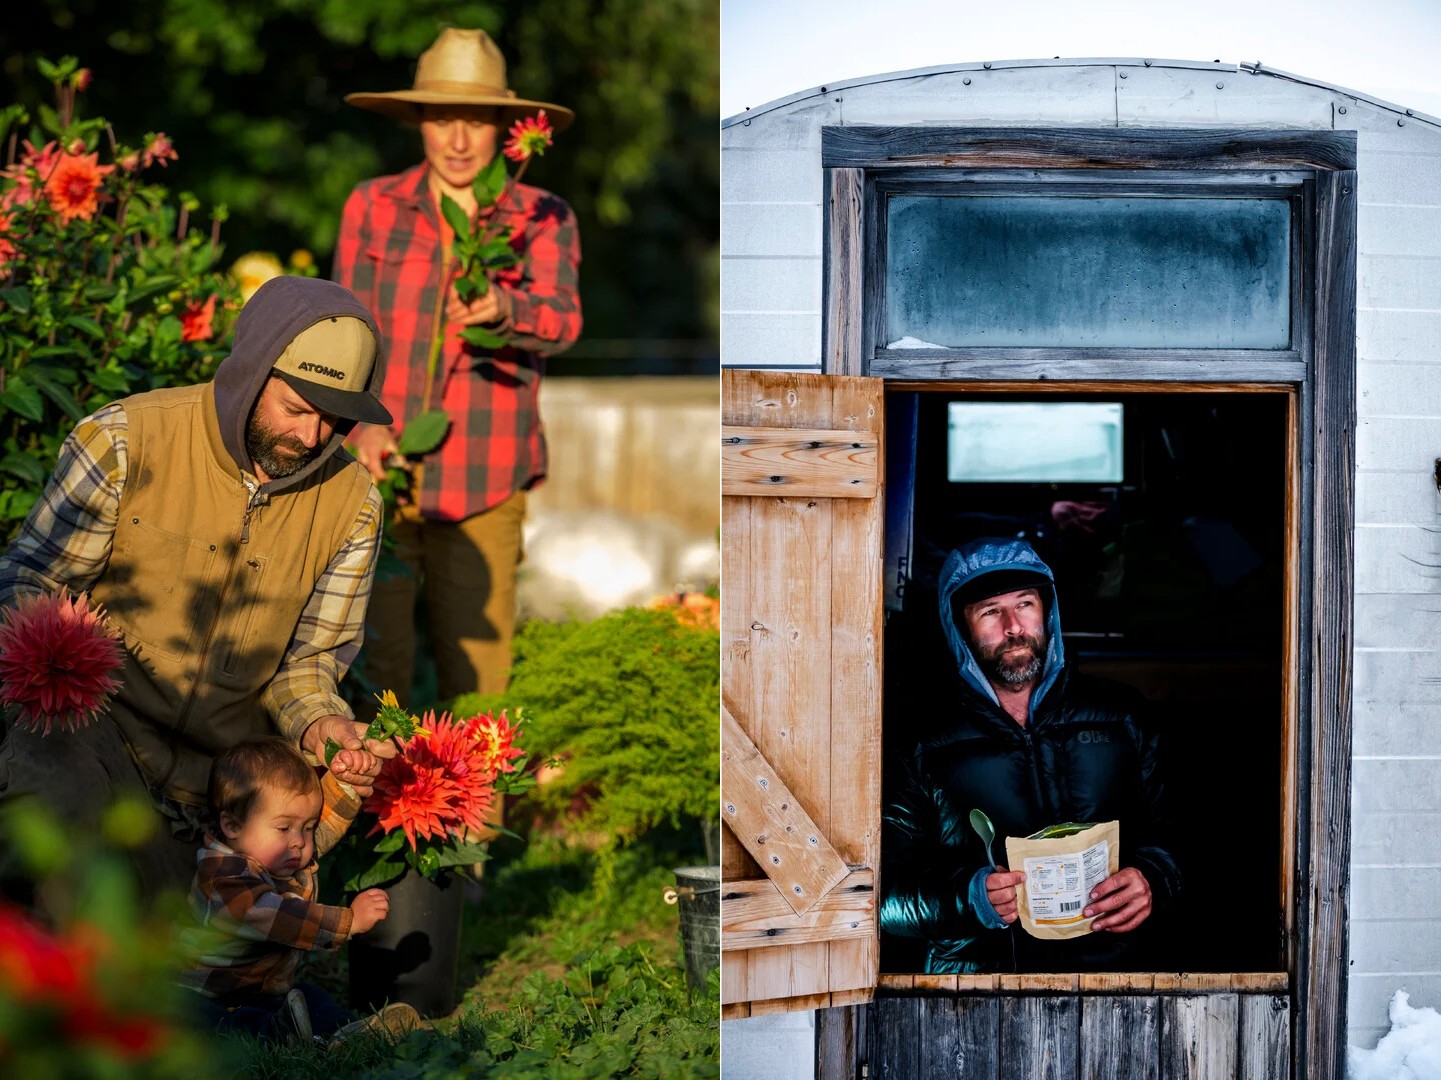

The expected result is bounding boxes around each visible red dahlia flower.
[502,110,554,163]
[180,295,216,342]
[43,149,114,222]
[364,751,460,849]
[417,711,497,835]
[0,589,125,735]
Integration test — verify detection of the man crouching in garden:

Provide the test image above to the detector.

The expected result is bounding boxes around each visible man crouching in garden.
[0,275,398,907]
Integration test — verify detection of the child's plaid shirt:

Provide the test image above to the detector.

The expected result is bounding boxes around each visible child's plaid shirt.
[334,164,583,522]
[182,773,360,999]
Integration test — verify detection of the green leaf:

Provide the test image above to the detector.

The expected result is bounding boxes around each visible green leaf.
[27,368,85,421]
[0,288,31,315]
[125,275,181,309]
[396,408,450,455]
[65,315,106,340]
[350,856,407,892]
[37,103,61,135]
[438,193,471,240]
[88,366,131,393]
[373,829,406,854]
[472,154,508,209]
[0,380,45,422]
[0,453,47,487]
[460,325,507,350]
[435,840,492,869]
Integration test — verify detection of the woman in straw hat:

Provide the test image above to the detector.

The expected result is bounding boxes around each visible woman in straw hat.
[335,27,581,710]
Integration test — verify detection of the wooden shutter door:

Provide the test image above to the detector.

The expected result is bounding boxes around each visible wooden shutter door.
[721,370,885,1018]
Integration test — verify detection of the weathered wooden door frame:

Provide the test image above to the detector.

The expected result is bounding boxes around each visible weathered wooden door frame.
[821,126,1356,1079]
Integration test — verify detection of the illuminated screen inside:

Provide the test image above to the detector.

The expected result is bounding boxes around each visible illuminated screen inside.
[947,402,1124,483]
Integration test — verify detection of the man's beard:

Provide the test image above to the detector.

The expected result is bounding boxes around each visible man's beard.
[246,415,321,479]
[976,633,1047,687]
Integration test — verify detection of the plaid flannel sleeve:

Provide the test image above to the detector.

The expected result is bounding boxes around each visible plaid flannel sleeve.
[493,194,582,355]
[196,854,353,951]
[261,485,383,744]
[0,404,127,609]
[315,770,362,859]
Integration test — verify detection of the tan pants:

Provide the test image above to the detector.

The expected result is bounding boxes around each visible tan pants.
[361,491,527,715]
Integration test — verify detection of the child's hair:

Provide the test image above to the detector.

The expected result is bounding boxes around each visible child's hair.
[207,737,321,830]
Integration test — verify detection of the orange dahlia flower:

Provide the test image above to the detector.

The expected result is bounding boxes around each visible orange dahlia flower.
[179,295,217,343]
[43,149,114,222]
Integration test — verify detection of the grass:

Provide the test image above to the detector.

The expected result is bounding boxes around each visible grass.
[217,828,719,1078]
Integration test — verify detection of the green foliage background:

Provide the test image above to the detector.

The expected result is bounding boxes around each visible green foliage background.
[5,0,719,369]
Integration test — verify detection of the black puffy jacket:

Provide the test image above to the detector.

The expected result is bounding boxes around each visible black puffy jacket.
[880,539,1182,973]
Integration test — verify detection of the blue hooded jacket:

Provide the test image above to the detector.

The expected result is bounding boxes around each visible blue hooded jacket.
[937,537,1065,722]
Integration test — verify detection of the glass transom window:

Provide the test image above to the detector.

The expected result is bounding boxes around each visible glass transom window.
[885,195,1292,349]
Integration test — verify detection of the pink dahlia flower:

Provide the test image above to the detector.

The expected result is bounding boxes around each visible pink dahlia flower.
[0,589,124,735]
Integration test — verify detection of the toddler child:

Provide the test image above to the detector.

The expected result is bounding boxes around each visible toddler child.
[182,737,416,1042]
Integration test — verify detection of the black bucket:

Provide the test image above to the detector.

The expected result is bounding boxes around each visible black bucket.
[348,869,465,1018]
[669,864,720,993]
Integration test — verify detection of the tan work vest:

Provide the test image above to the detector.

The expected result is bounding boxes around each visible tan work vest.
[90,384,372,804]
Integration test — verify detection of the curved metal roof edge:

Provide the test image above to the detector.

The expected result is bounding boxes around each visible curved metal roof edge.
[720,56,1441,132]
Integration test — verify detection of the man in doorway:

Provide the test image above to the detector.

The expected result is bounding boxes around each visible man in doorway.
[0,276,397,898]
[880,536,1181,972]
[336,27,582,710]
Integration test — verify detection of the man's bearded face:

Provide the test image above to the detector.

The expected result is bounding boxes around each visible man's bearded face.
[960,587,1049,689]
[246,411,322,479]
[975,630,1047,687]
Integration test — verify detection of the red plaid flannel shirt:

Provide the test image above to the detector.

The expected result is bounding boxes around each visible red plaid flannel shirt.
[334,164,582,521]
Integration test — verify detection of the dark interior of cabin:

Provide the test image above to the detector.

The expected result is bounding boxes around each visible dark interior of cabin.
[881,389,1287,974]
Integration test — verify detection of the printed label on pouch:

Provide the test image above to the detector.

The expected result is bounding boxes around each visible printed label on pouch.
[1022,840,1111,924]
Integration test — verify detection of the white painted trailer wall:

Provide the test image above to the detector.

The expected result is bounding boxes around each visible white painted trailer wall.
[720,58,1441,1065]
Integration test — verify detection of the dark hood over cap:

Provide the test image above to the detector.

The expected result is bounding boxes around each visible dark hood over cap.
[211,276,387,494]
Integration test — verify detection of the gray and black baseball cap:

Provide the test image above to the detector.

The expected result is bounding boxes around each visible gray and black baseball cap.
[272,316,392,426]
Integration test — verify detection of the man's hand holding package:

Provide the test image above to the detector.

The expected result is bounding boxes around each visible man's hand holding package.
[984,868,1028,924]
[302,714,397,797]
[1084,866,1153,933]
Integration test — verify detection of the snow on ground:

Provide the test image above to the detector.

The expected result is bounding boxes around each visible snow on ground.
[1350,991,1441,1080]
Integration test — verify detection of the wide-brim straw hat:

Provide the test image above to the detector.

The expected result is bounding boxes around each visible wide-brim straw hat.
[345,28,574,131]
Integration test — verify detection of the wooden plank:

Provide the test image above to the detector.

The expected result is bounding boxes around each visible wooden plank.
[999,974,1080,993]
[956,974,1001,992]
[720,951,749,1008]
[822,376,885,996]
[830,987,875,1008]
[721,1002,750,1021]
[825,168,863,376]
[817,1003,864,1080]
[1152,974,1185,992]
[733,371,836,1005]
[1238,994,1290,1080]
[924,994,1000,1078]
[748,992,832,1018]
[1232,972,1289,992]
[720,424,879,498]
[721,704,850,916]
[1161,994,1239,1079]
[879,974,915,991]
[1299,167,1356,1080]
[1080,973,1156,992]
[821,126,1357,171]
[871,353,1306,383]
[911,974,957,992]
[720,491,761,885]
[871,996,923,1079]
[999,996,1080,1080]
[886,380,1294,395]
[721,869,874,950]
[1081,996,1160,1080]
[1179,973,1236,992]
